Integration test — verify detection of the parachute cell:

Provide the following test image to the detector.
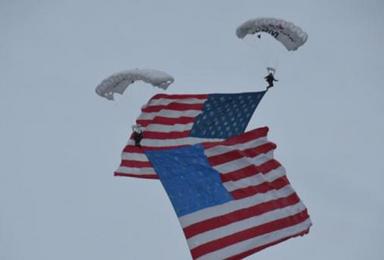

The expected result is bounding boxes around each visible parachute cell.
[236,18,308,51]
[95,69,174,100]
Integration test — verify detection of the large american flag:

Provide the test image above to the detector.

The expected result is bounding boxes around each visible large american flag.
[115,92,266,179]
[145,127,311,259]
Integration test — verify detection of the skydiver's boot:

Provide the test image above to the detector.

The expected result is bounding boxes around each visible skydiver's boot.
[133,132,143,147]
[135,140,142,147]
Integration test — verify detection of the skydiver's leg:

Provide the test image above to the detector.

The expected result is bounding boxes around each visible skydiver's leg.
[134,134,143,147]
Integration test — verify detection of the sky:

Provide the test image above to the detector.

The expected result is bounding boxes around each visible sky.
[1,0,383,259]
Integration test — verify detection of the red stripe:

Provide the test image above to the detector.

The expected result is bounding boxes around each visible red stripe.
[221,127,269,145]
[231,176,289,200]
[258,159,282,174]
[203,127,269,149]
[137,116,196,127]
[208,150,244,166]
[220,165,258,182]
[183,193,301,238]
[135,119,152,127]
[151,93,208,100]
[123,144,191,153]
[142,103,204,113]
[191,210,310,259]
[207,142,276,166]
[129,131,193,142]
[143,130,190,139]
[123,145,146,153]
[220,158,280,182]
[243,142,276,157]
[120,160,152,168]
[114,172,158,179]
[227,228,310,260]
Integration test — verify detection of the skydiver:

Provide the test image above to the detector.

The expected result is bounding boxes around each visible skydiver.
[132,124,144,147]
[265,72,278,90]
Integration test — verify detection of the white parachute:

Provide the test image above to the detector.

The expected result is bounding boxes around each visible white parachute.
[95,68,174,100]
[236,18,308,51]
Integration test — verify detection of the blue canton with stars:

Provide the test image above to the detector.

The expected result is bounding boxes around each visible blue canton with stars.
[190,91,266,138]
[145,144,233,217]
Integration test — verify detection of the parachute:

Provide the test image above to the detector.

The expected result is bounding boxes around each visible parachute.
[236,18,308,51]
[95,68,174,100]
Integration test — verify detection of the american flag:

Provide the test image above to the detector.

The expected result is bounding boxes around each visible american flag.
[145,127,311,259]
[115,92,266,179]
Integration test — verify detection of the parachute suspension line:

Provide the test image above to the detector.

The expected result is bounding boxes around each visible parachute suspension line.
[236,17,308,91]
[241,34,280,79]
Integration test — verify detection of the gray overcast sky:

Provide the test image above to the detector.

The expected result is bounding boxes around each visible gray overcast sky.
[1,0,383,259]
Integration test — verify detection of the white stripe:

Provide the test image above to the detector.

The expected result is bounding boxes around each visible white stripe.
[223,166,286,192]
[199,218,311,260]
[115,166,156,175]
[145,97,207,107]
[180,185,294,228]
[212,152,274,174]
[138,109,202,120]
[144,122,194,133]
[213,157,253,173]
[247,151,274,165]
[138,137,223,147]
[121,152,147,162]
[187,202,307,250]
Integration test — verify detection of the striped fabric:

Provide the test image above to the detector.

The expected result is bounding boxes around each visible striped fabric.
[145,127,311,259]
[115,92,266,179]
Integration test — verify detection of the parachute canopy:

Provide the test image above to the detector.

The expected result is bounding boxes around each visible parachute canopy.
[95,68,174,100]
[236,18,308,51]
